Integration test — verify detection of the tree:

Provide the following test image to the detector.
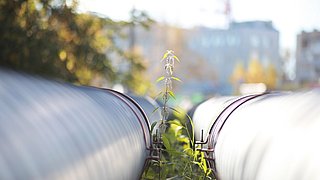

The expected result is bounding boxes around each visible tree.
[119,8,154,95]
[120,46,154,95]
[246,58,265,83]
[265,63,277,90]
[230,61,246,85]
[0,0,153,93]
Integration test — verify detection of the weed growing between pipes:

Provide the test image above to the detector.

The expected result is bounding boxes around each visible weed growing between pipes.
[141,50,212,179]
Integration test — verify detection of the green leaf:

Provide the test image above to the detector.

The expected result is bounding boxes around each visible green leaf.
[160,164,169,179]
[167,175,179,180]
[173,55,180,62]
[152,107,159,114]
[168,91,176,100]
[153,91,163,101]
[156,76,165,82]
[185,113,195,148]
[161,52,169,60]
[162,134,171,150]
[171,76,182,82]
[163,149,184,156]
[169,119,182,127]
[183,147,193,153]
[186,114,195,138]
[169,107,181,114]
[192,161,201,166]
[150,121,157,133]
[143,160,151,177]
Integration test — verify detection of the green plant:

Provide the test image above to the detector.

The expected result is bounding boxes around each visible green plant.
[141,50,212,179]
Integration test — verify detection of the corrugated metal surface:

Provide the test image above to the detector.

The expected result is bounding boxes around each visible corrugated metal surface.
[0,69,150,180]
[192,96,236,142]
[129,95,161,125]
[193,91,320,180]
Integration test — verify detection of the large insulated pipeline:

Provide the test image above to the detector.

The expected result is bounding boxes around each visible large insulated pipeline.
[0,69,153,180]
[193,91,320,180]
[129,95,161,126]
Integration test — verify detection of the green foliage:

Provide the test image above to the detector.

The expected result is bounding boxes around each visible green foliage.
[168,91,176,100]
[0,0,153,93]
[141,50,212,179]
[0,0,107,83]
[119,49,153,95]
[171,76,182,82]
[142,114,212,179]
[156,76,165,82]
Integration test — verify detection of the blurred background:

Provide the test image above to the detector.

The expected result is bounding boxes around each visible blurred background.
[1,0,320,109]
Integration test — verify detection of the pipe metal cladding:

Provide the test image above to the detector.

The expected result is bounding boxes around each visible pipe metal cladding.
[129,95,161,135]
[0,69,152,180]
[193,91,320,180]
[129,95,161,125]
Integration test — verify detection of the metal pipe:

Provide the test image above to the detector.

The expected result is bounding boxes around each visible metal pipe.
[129,95,161,125]
[193,91,320,180]
[0,69,151,180]
[193,96,237,143]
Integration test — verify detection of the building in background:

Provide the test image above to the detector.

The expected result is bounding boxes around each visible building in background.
[130,20,281,96]
[186,21,280,94]
[296,30,320,85]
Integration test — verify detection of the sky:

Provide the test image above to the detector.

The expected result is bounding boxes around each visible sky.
[79,0,320,51]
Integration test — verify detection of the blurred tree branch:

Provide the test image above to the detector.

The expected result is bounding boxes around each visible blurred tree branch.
[0,0,153,91]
